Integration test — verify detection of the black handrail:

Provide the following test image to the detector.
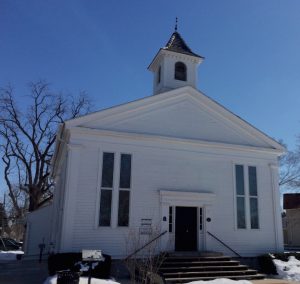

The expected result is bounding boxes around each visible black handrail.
[124,230,168,261]
[0,237,7,251]
[207,231,241,258]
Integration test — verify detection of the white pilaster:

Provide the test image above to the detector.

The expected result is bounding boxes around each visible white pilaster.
[60,144,83,252]
[269,163,284,252]
[160,201,170,251]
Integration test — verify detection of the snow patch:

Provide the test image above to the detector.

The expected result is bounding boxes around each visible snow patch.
[187,279,252,284]
[0,250,24,261]
[273,256,300,282]
[43,276,120,284]
[75,261,99,272]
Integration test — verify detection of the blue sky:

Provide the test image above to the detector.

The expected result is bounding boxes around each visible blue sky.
[0,0,300,197]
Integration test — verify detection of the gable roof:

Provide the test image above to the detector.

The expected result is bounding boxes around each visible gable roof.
[63,86,284,153]
[163,32,204,59]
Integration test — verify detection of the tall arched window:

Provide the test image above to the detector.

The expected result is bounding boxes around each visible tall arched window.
[175,62,187,81]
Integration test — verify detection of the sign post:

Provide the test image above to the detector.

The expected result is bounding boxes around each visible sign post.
[38,238,46,263]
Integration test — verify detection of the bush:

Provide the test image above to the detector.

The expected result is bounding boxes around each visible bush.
[258,252,300,275]
[258,254,277,274]
[48,252,111,279]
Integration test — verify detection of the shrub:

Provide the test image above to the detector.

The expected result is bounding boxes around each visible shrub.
[48,252,111,279]
[258,252,300,275]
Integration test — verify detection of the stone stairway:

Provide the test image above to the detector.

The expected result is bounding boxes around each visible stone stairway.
[159,253,265,283]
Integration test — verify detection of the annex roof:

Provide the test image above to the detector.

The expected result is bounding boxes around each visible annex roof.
[284,193,300,210]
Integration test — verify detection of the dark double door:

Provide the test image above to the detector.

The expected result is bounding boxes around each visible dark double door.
[175,206,197,251]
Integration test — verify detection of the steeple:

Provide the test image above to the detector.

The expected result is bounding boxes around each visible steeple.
[164,31,203,59]
[148,24,204,95]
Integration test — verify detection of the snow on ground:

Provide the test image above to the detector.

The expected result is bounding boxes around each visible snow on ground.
[0,250,24,261]
[273,256,300,282]
[187,279,252,284]
[43,276,120,284]
[44,277,251,284]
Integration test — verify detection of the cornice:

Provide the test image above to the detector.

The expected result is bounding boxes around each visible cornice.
[148,49,202,71]
[70,126,283,155]
[64,86,284,152]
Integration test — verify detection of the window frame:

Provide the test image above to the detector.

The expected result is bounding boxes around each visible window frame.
[119,153,132,189]
[174,62,187,81]
[98,152,115,227]
[199,207,204,232]
[117,152,132,228]
[99,189,113,226]
[235,165,247,229]
[117,189,130,227]
[96,151,133,229]
[248,166,259,229]
[101,152,115,188]
[157,66,161,85]
[233,163,260,230]
[169,206,173,233]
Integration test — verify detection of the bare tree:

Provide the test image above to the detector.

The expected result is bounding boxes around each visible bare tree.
[279,139,300,191]
[0,81,91,214]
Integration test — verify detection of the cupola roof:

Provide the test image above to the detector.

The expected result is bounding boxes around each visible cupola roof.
[163,31,204,59]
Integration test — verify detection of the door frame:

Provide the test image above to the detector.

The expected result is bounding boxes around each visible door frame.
[159,190,215,252]
[175,206,198,251]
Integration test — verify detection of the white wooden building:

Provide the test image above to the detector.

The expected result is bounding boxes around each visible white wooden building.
[46,29,284,259]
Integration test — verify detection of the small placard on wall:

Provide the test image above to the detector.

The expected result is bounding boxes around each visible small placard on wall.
[139,218,152,235]
[139,226,153,235]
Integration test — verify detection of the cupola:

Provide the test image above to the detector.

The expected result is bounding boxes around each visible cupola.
[148,22,204,95]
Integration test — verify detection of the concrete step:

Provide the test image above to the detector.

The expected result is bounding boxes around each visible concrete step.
[161,260,240,267]
[160,253,264,283]
[168,251,224,257]
[162,269,258,278]
[164,256,231,262]
[160,264,249,272]
[164,274,266,283]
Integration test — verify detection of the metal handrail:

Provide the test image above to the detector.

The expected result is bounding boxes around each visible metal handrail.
[0,237,7,251]
[207,231,241,258]
[124,230,168,261]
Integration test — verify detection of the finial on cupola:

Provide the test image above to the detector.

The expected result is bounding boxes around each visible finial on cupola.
[175,17,178,32]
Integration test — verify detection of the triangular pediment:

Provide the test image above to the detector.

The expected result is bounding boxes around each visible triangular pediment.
[65,87,283,151]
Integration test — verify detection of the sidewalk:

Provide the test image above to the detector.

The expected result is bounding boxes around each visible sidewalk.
[0,260,299,284]
[0,259,48,284]
[0,259,128,284]
[252,279,300,284]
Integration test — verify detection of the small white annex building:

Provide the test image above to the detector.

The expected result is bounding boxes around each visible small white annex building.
[46,29,284,259]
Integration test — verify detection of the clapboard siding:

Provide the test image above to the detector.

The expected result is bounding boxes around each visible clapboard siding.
[52,131,283,258]
[25,204,53,259]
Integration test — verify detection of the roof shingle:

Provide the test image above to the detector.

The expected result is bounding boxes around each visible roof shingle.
[163,31,204,59]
